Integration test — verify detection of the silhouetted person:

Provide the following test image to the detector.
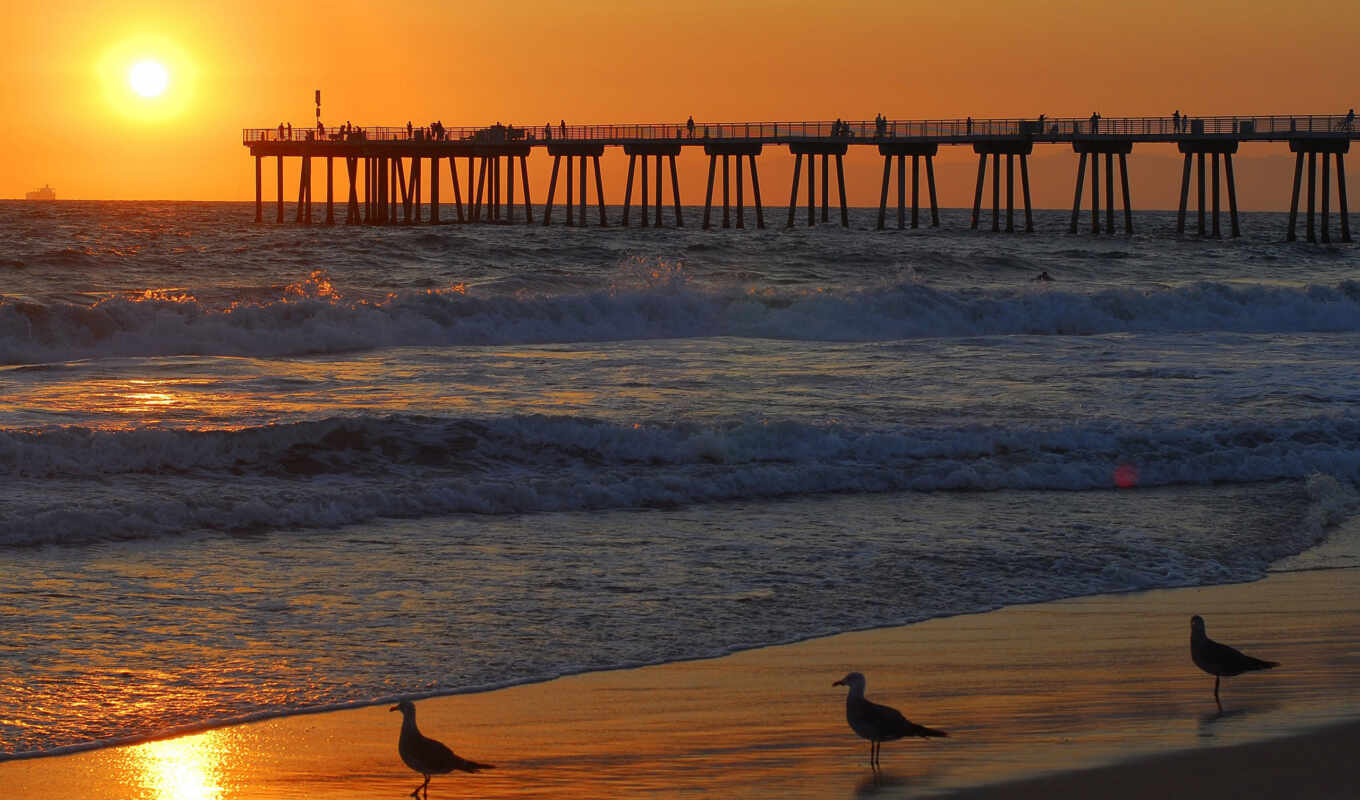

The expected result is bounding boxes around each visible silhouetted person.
[966,116,972,135]
[1172,109,1180,133]
[687,115,695,137]
[1037,113,1044,132]
[278,123,285,140]
[1090,112,1099,134]
[1345,109,1355,131]
[317,121,325,138]
[560,119,566,137]
[286,122,292,140]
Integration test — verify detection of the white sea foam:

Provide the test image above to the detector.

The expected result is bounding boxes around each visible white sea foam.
[3,279,1360,363]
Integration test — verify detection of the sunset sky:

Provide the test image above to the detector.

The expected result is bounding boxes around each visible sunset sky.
[4,0,1356,208]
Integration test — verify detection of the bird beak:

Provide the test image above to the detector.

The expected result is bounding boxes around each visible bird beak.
[832,679,844,687]
[389,704,399,712]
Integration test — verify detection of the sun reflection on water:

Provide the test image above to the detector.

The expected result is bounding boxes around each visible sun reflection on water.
[121,731,229,800]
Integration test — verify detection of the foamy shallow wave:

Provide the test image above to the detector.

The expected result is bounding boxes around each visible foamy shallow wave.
[3,279,1360,363]
[4,413,1359,546]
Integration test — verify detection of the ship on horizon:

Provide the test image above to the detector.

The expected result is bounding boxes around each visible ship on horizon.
[25,185,55,201]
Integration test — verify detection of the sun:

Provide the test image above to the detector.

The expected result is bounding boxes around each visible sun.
[129,60,169,98]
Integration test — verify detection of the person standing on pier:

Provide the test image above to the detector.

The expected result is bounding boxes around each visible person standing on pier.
[966,117,973,135]
[1089,112,1099,133]
[1173,110,1181,133]
[560,119,566,137]
[687,116,695,138]
[278,122,285,141]
[286,122,292,140]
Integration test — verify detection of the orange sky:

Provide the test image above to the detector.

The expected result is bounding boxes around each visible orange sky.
[3,1,1357,208]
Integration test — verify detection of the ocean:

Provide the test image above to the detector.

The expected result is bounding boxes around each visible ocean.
[1,201,1357,760]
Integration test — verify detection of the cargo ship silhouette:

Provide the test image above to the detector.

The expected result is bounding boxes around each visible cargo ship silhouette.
[25,185,55,201]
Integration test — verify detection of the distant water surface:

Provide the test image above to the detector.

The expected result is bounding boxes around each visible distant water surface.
[1,201,1358,758]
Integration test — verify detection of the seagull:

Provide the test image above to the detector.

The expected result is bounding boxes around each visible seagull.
[390,699,493,799]
[832,672,947,768]
[1190,615,1279,710]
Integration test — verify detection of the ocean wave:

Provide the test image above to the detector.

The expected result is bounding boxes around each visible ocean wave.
[4,413,1359,546]
[3,276,1360,363]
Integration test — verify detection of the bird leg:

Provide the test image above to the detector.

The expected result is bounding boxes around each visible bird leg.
[1214,676,1222,711]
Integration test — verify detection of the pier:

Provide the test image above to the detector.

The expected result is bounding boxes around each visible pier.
[245,115,1357,241]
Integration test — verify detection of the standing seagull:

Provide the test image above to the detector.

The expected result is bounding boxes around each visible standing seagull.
[1189,615,1279,710]
[832,672,947,768]
[390,700,493,799]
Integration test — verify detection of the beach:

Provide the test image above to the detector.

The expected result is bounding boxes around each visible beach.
[4,559,1356,798]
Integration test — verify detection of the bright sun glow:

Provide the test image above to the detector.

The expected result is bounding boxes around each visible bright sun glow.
[129,60,169,97]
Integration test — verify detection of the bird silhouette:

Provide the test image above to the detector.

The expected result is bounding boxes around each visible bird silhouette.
[832,672,946,768]
[1190,615,1279,710]
[390,700,493,799]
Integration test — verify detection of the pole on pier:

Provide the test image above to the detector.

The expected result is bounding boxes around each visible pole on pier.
[1338,153,1352,243]
[821,154,829,223]
[506,155,515,224]
[992,152,1001,233]
[1089,151,1099,234]
[449,157,465,223]
[1005,154,1015,233]
[927,155,940,228]
[1119,153,1132,235]
[703,154,716,229]
[787,152,802,229]
[276,155,284,223]
[1321,149,1331,244]
[1103,154,1113,234]
[807,150,815,227]
[749,155,765,229]
[466,157,474,222]
[326,157,334,225]
[346,157,359,225]
[912,154,921,229]
[897,154,906,230]
[623,154,637,226]
[670,155,684,227]
[654,155,662,228]
[430,157,440,224]
[1020,154,1034,232]
[521,155,534,224]
[1287,152,1302,241]
[594,155,608,227]
[255,156,263,223]
[972,153,986,230]
[836,154,848,228]
[363,157,370,224]
[565,154,574,226]
[544,155,560,226]
[1177,154,1191,235]
[1306,151,1316,243]
[1220,153,1237,238]
[878,155,891,230]
[721,154,729,228]
[1196,153,1206,236]
[736,153,745,229]
[580,155,588,227]
[1211,153,1221,239]
[411,157,422,224]
[1071,152,1087,234]
[474,157,487,223]
[639,153,648,228]
[295,156,308,224]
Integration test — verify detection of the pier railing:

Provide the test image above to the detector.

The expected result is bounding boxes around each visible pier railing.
[244,114,1357,145]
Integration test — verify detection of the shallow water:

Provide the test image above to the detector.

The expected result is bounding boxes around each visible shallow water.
[1,202,1357,757]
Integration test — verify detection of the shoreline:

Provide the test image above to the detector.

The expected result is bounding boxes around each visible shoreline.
[4,564,1357,798]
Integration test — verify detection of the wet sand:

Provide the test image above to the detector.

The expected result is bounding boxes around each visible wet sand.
[3,566,1357,798]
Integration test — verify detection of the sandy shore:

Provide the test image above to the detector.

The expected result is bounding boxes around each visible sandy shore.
[3,565,1357,799]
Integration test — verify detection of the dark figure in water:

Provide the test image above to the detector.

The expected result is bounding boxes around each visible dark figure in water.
[1033,270,1053,282]
[1190,615,1279,710]
[833,672,947,769]
[390,700,493,799]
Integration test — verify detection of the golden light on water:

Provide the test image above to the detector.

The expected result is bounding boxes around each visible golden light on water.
[123,732,227,800]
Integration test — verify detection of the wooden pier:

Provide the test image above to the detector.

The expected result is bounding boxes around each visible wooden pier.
[245,115,1358,241]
